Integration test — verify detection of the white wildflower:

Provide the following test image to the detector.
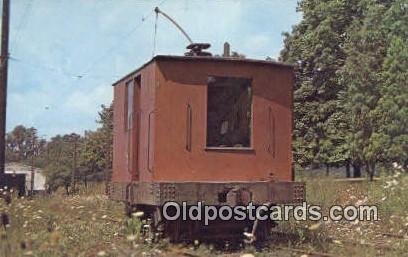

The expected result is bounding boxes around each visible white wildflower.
[97,251,106,256]
[355,197,367,206]
[308,222,321,230]
[243,232,252,237]
[394,171,401,178]
[240,254,255,257]
[126,234,137,241]
[132,211,144,218]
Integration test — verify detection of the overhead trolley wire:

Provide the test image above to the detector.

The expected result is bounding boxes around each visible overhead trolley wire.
[10,56,104,81]
[10,56,82,79]
[79,0,168,78]
[10,0,168,82]
[13,0,34,52]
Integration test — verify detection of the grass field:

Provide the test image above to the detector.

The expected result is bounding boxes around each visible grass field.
[1,172,407,257]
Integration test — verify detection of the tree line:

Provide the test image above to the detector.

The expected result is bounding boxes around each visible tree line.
[280,0,407,179]
[5,0,407,187]
[5,104,113,193]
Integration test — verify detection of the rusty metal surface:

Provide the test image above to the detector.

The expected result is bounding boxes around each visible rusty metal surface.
[153,59,293,182]
[112,55,293,87]
[269,181,306,204]
[111,56,294,189]
[112,63,156,183]
[109,181,305,205]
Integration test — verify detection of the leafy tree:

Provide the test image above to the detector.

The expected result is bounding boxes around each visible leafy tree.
[341,0,398,180]
[5,125,46,164]
[80,104,113,184]
[371,0,408,168]
[80,130,108,184]
[280,0,407,179]
[97,103,113,173]
[76,103,113,192]
[43,133,82,194]
[42,104,113,193]
[5,104,113,193]
[280,0,361,172]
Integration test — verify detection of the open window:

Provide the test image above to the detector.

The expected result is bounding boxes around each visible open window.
[206,76,252,148]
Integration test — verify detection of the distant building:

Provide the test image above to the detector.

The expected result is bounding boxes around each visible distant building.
[4,163,46,193]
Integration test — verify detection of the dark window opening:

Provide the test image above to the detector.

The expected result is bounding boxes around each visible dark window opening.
[206,76,252,148]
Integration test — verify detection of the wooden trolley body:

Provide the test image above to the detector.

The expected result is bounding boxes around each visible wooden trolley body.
[109,55,305,241]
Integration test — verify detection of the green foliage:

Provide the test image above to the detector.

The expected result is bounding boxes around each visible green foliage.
[280,0,360,168]
[80,103,113,183]
[373,0,408,165]
[6,103,114,193]
[340,0,390,178]
[43,103,113,192]
[281,0,407,175]
[43,133,82,193]
[5,125,46,164]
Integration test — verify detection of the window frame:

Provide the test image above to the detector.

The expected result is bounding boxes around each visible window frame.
[204,75,254,151]
[124,79,135,131]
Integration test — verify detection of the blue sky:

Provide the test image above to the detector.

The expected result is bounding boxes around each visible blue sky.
[7,0,301,138]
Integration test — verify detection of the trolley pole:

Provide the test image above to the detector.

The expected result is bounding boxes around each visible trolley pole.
[0,0,10,175]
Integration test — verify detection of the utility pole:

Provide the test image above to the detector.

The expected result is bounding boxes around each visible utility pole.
[0,0,10,175]
[71,137,77,194]
[30,138,36,195]
[30,149,35,195]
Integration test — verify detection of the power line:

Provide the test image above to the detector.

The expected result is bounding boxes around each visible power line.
[79,0,168,78]
[13,0,34,52]
[10,56,106,81]
[10,56,84,79]
[10,1,168,83]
